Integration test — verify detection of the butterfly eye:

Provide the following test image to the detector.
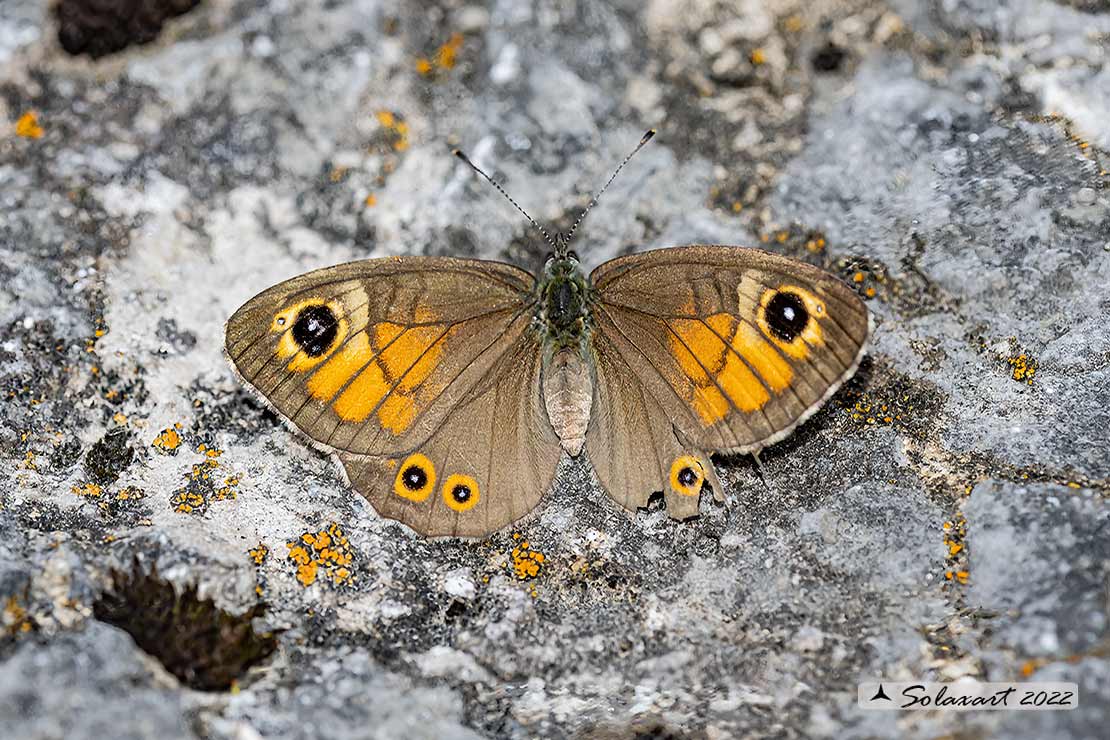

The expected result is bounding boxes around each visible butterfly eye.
[393,453,436,501]
[567,250,580,262]
[442,474,480,512]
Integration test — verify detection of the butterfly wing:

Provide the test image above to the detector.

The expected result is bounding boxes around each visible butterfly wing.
[337,329,560,537]
[586,245,871,516]
[225,256,537,456]
[226,256,561,536]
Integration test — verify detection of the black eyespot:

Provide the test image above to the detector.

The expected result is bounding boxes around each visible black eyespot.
[291,304,338,357]
[451,484,471,504]
[765,291,809,342]
[402,465,427,491]
[677,467,699,487]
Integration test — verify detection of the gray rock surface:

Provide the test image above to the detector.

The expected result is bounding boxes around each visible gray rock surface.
[1,1,1108,738]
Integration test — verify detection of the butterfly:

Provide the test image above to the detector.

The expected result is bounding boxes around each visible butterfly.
[224,131,871,537]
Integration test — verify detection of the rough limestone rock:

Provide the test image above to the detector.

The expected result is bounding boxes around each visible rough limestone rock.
[1,1,1108,738]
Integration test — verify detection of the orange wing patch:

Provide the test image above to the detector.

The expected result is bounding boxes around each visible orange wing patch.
[304,310,450,435]
[667,311,798,424]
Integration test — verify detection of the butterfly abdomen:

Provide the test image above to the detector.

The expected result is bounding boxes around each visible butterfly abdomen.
[542,346,592,457]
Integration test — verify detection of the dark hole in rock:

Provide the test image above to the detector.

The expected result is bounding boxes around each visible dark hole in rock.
[93,564,277,691]
[84,427,134,485]
[811,42,847,73]
[56,0,202,59]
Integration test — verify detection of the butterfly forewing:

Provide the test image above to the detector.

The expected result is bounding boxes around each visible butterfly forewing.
[586,245,870,513]
[225,256,537,457]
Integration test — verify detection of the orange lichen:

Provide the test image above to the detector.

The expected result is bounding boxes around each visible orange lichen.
[375,109,410,152]
[249,543,269,566]
[364,193,377,207]
[510,538,546,589]
[943,513,969,586]
[15,111,43,139]
[416,32,464,76]
[172,444,239,514]
[152,425,182,453]
[3,596,33,636]
[21,450,37,471]
[750,48,766,65]
[72,482,103,498]
[1008,353,1037,384]
[286,523,354,587]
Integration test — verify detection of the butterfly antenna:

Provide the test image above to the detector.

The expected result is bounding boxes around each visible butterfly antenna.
[453,148,559,252]
[562,128,656,253]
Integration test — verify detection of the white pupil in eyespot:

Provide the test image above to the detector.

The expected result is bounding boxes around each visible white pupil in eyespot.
[782,306,796,321]
[277,317,286,325]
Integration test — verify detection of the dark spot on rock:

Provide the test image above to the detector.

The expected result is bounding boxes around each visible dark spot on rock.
[451,483,472,503]
[56,0,202,59]
[811,42,847,73]
[402,465,427,491]
[444,600,467,622]
[84,427,134,485]
[156,317,197,355]
[765,291,809,342]
[50,436,83,471]
[94,563,277,691]
[291,305,338,357]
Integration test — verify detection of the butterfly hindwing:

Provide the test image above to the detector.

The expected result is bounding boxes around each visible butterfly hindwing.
[336,328,561,537]
[586,245,870,514]
[225,256,536,457]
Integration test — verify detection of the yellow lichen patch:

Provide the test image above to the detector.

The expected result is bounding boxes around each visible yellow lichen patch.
[416,32,464,76]
[509,538,545,597]
[215,474,241,502]
[15,111,43,139]
[1008,353,1037,385]
[750,48,766,65]
[3,595,33,636]
[171,444,240,515]
[171,489,206,514]
[943,513,969,587]
[72,482,103,498]
[116,486,144,502]
[249,543,269,566]
[365,193,377,207]
[375,109,411,152]
[21,450,37,471]
[152,424,183,453]
[286,523,354,587]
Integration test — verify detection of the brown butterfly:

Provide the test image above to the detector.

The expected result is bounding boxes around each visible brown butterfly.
[225,131,871,537]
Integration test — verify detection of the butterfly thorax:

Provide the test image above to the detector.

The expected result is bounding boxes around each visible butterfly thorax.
[537,254,594,457]
[537,255,591,348]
